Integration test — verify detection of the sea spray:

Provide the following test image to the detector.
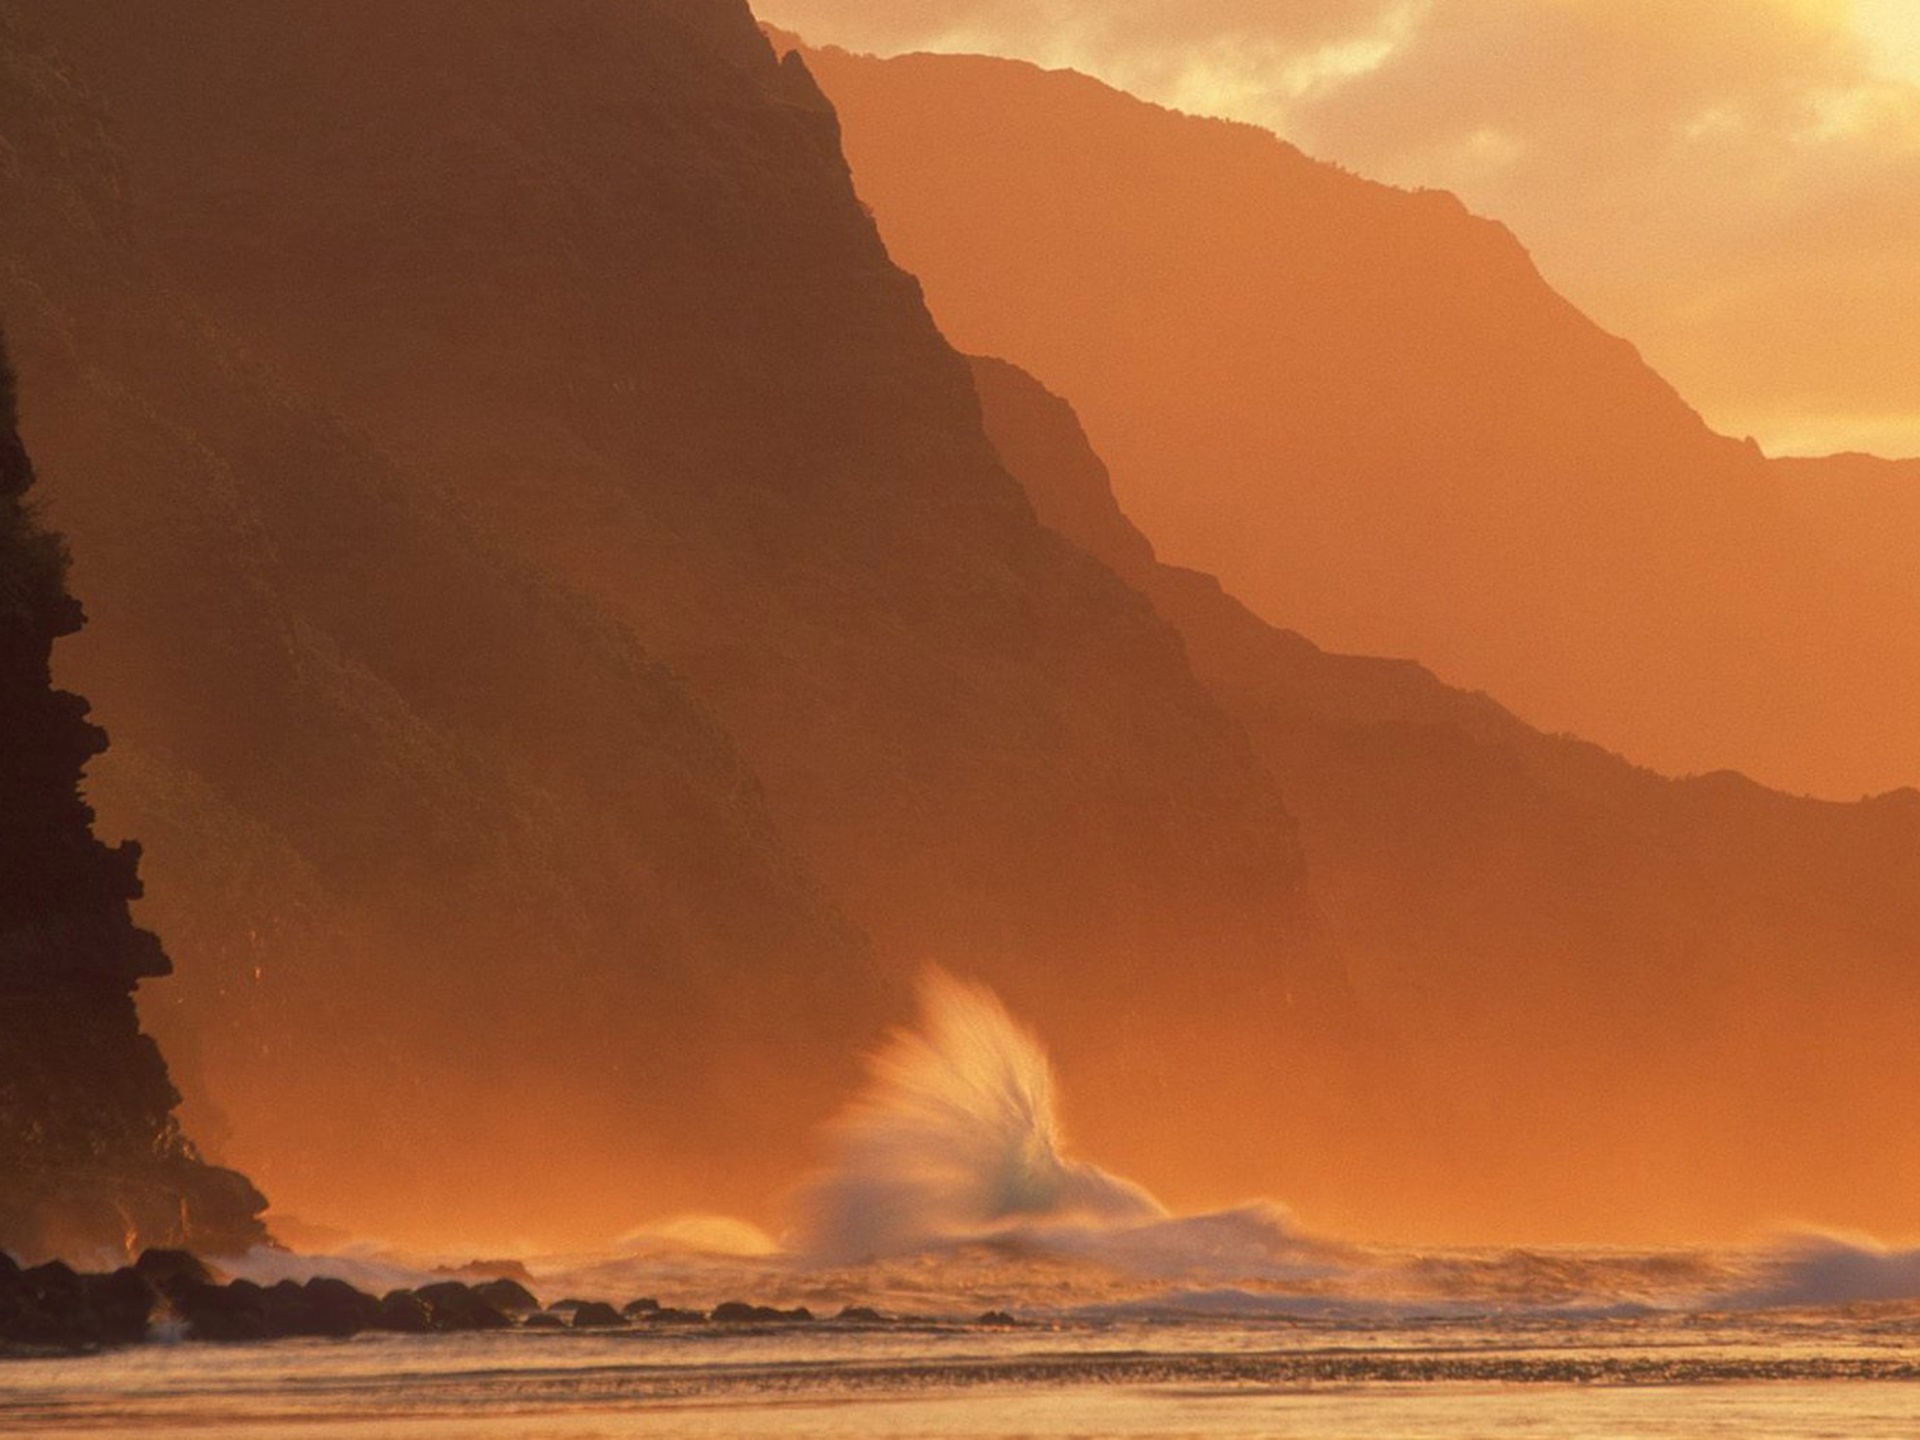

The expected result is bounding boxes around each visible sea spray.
[206,977,1920,1321]
[798,968,1164,1260]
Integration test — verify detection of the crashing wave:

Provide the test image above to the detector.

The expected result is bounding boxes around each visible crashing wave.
[797,968,1165,1260]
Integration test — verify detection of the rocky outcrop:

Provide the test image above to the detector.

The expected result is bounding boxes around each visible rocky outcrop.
[0,1247,945,1352]
[0,339,267,1264]
[566,1300,625,1329]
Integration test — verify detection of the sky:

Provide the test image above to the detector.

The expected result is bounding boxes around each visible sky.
[760,0,1920,459]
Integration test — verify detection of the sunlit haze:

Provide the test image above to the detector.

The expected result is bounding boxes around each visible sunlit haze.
[6,5,1920,1430]
[761,0,1920,459]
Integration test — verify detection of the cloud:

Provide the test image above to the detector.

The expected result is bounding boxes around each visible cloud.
[760,0,1920,456]
[762,0,1387,57]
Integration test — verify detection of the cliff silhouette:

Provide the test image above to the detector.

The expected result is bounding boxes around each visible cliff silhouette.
[793,41,1920,801]
[0,0,893,1246]
[973,352,1920,1240]
[0,334,267,1264]
[5,0,1342,1238]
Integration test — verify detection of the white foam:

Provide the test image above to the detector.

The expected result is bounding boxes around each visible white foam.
[796,968,1164,1261]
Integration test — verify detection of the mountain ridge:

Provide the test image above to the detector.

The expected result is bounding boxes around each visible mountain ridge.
[792,38,1920,800]
[8,0,1346,1238]
[971,350,1920,1239]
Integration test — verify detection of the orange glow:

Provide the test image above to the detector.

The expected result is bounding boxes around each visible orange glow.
[5,0,1917,1265]
[761,0,1920,458]
[965,353,1920,1247]
[791,38,1920,801]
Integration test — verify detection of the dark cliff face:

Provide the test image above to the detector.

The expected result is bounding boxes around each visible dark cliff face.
[796,42,1920,802]
[0,340,268,1265]
[8,0,1343,1230]
[972,352,1920,1241]
[0,0,890,1246]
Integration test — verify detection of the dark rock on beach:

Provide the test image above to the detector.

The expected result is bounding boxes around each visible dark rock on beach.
[376,1290,434,1334]
[175,1279,271,1342]
[0,1257,149,1350]
[473,1278,541,1315]
[712,1300,814,1324]
[83,1268,158,1345]
[134,1250,215,1294]
[414,1281,514,1331]
[568,1301,626,1329]
[2,1248,872,1352]
[301,1277,383,1336]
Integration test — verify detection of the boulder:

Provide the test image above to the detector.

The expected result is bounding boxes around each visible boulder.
[177,1278,270,1341]
[260,1278,318,1337]
[1,1260,94,1348]
[568,1301,625,1329]
[376,1290,433,1334]
[415,1281,513,1331]
[23,1260,83,1300]
[302,1276,381,1336]
[134,1249,214,1297]
[472,1278,540,1315]
[84,1269,158,1344]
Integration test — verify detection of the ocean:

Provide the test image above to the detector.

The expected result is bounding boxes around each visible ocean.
[11,974,1917,1437]
[6,1300,1920,1438]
